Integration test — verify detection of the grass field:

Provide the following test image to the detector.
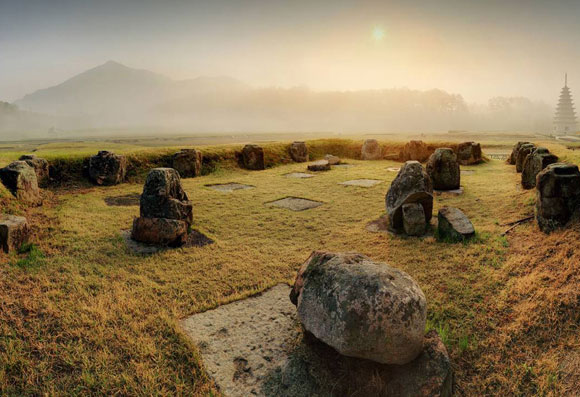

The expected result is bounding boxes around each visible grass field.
[0,139,578,396]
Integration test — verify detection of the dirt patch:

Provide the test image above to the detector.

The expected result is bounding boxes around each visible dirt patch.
[184,229,214,247]
[461,170,475,175]
[284,173,314,179]
[366,215,393,234]
[104,193,141,206]
[265,197,323,211]
[206,183,255,192]
[121,228,214,255]
[339,179,383,187]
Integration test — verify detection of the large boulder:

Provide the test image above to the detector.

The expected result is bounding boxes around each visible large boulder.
[289,142,309,163]
[324,154,340,165]
[139,168,193,225]
[19,154,49,187]
[172,149,202,178]
[508,141,531,165]
[426,148,460,190]
[456,142,482,165]
[0,215,30,253]
[515,143,536,173]
[361,139,382,160]
[437,207,475,242]
[535,163,580,233]
[241,144,265,170]
[386,161,433,233]
[88,151,127,185]
[399,140,430,163]
[0,161,42,206]
[521,148,559,189]
[290,251,427,365]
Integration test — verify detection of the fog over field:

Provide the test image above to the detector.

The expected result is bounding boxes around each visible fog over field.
[1,0,579,138]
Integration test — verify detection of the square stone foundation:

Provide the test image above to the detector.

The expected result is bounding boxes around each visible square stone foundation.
[206,183,255,192]
[265,197,323,211]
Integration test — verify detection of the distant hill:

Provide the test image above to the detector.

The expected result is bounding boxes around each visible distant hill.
[16,61,248,120]
[10,61,552,134]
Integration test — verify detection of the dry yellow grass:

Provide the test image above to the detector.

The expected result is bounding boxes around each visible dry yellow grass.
[0,139,577,396]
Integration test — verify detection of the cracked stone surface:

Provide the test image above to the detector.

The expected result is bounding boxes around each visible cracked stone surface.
[265,197,323,211]
[339,179,382,187]
[284,173,314,179]
[206,183,255,192]
[181,285,300,397]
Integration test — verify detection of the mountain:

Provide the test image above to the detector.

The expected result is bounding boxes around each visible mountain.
[11,61,552,134]
[16,61,248,121]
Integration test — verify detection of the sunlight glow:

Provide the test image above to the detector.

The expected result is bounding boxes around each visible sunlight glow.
[372,26,386,41]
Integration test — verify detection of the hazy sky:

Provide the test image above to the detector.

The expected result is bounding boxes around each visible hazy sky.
[2,0,580,104]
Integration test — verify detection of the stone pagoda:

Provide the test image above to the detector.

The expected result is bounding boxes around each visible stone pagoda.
[554,73,577,135]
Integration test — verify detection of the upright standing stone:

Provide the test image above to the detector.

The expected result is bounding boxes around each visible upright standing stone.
[399,140,431,162]
[426,148,460,190]
[241,144,265,170]
[402,203,427,236]
[456,142,482,165]
[0,215,30,253]
[361,139,382,160]
[386,161,433,233]
[172,149,202,178]
[509,141,531,165]
[88,151,127,185]
[535,163,580,233]
[521,148,559,189]
[0,161,42,206]
[515,144,536,173]
[131,168,193,246]
[290,251,427,365]
[19,155,49,187]
[289,142,309,162]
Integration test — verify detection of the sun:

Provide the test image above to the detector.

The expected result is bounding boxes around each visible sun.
[372,26,386,41]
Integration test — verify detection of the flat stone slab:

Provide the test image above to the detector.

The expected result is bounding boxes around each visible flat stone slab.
[434,187,464,196]
[206,183,255,192]
[386,167,401,172]
[181,284,299,397]
[284,173,314,179]
[265,197,323,211]
[339,179,382,187]
[104,193,141,206]
[121,229,214,255]
[333,163,355,168]
[460,170,475,175]
[181,284,453,397]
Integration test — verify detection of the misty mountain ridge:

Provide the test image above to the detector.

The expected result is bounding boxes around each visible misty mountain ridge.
[7,61,553,134]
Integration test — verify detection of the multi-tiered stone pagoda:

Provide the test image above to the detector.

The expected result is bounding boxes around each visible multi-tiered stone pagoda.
[554,74,577,135]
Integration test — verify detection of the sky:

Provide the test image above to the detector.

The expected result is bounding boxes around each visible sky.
[2,0,580,104]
